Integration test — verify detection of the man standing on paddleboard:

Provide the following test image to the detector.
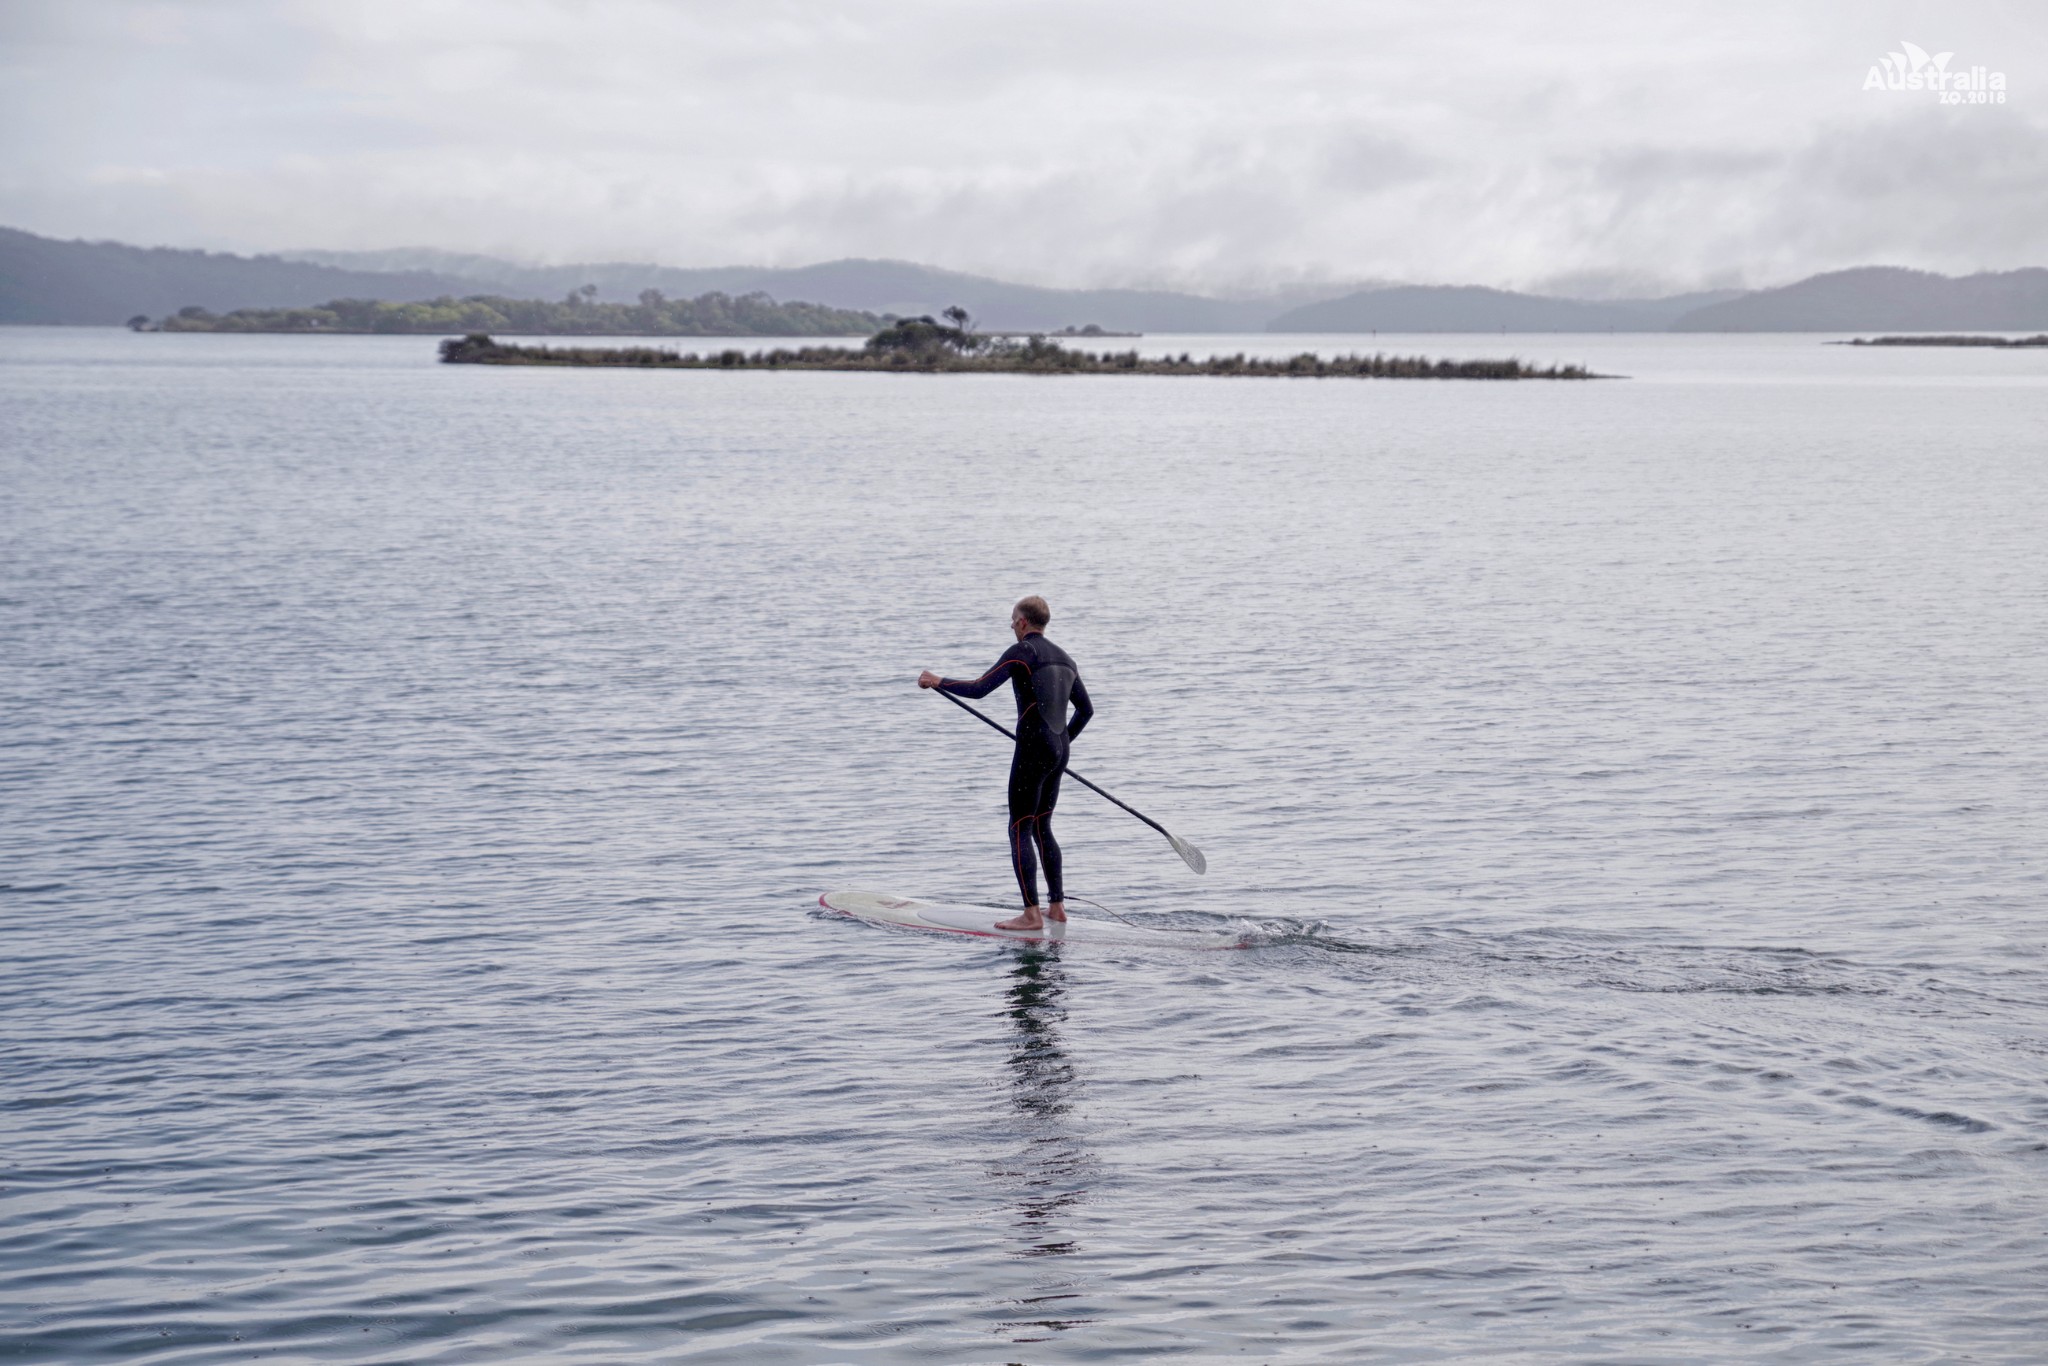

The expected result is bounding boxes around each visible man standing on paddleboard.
[918,596,1093,932]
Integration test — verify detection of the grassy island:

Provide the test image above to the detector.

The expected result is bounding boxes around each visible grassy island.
[137,289,887,336]
[439,316,1602,379]
[1839,334,2048,348]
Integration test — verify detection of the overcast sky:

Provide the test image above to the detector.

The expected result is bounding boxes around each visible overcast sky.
[2,0,2043,294]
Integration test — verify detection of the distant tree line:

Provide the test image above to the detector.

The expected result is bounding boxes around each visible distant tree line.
[440,323,1601,380]
[136,289,889,336]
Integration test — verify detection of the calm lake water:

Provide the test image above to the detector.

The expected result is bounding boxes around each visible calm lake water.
[3,327,2045,1363]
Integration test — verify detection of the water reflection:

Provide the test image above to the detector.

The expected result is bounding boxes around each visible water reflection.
[993,946,1094,1341]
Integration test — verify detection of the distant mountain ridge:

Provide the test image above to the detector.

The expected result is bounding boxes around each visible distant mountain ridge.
[0,227,477,325]
[1669,267,2048,331]
[7,226,2048,332]
[1267,284,1746,333]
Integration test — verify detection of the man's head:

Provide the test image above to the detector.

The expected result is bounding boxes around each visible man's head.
[1011,595,1051,638]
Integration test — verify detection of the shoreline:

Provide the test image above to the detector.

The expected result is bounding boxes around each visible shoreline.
[1835,334,2048,348]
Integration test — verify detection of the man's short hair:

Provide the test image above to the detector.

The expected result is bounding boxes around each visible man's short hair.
[1014,595,1051,630]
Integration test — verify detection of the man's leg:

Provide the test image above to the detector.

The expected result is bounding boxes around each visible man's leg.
[1035,813,1066,923]
[997,744,1046,930]
[1036,742,1068,922]
[1003,743,1068,927]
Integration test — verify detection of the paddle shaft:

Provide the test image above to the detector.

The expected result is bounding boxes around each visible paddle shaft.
[929,687,1177,842]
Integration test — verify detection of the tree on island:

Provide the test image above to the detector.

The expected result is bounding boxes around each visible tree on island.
[865,309,986,361]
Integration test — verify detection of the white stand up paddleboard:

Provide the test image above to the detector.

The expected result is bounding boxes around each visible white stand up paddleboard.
[819,890,1248,950]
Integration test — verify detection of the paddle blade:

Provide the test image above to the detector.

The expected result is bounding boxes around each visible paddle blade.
[1169,832,1207,875]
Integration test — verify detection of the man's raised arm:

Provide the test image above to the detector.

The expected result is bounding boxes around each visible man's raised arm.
[917,643,1027,697]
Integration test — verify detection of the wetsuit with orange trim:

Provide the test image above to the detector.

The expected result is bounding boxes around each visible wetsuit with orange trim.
[936,632,1093,908]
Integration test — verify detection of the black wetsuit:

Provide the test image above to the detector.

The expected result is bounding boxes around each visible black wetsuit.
[938,632,1093,907]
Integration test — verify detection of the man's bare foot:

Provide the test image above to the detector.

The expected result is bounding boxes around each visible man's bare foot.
[1046,901,1068,923]
[995,908,1045,932]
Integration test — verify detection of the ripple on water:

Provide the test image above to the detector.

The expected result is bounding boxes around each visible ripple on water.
[2,330,2046,1360]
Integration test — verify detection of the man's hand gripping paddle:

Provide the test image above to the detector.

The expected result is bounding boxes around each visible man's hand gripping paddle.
[930,688,1208,875]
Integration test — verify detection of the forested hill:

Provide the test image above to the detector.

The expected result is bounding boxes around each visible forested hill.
[0,226,477,324]
[288,249,1283,332]
[144,292,887,336]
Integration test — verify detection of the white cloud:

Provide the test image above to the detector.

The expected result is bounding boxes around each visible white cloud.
[0,0,2042,291]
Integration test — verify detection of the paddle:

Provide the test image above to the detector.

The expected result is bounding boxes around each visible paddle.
[930,688,1208,875]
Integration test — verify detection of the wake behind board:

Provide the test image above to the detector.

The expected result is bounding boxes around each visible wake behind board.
[819,890,1248,951]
